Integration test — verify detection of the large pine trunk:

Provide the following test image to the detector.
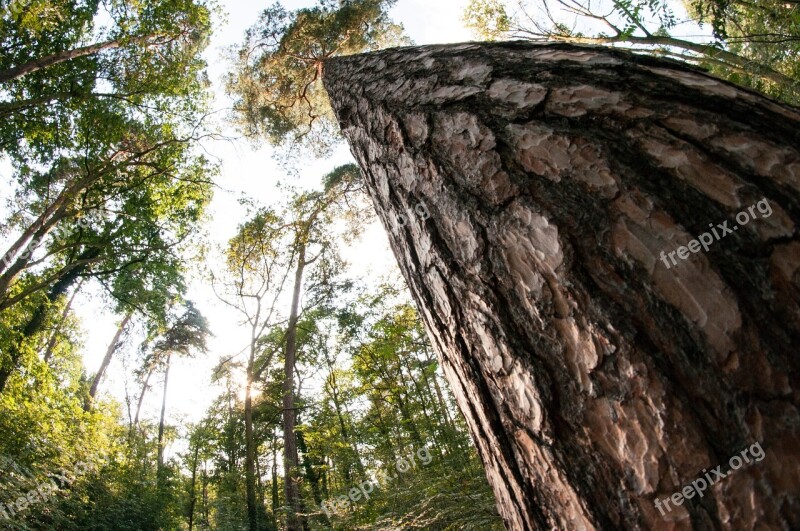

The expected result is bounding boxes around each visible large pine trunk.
[323,42,800,530]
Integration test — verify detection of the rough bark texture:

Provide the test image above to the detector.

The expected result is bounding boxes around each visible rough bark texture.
[323,42,800,530]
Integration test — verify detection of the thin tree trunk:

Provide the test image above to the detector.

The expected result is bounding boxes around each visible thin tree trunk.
[394,388,423,447]
[225,375,237,472]
[324,42,800,529]
[0,34,160,85]
[157,351,172,472]
[271,433,279,520]
[0,165,103,297]
[42,278,84,363]
[256,451,265,519]
[327,371,364,478]
[297,428,324,508]
[424,359,454,431]
[0,247,98,393]
[188,439,200,531]
[133,365,153,429]
[86,312,133,407]
[245,325,259,531]
[283,242,306,531]
[202,464,209,526]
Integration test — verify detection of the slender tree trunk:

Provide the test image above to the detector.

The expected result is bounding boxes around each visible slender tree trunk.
[133,365,153,429]
[424,359,454,431]
[0,248,98,393]
[0,166,103,300]
[157,351,172,473]
[202,464,209,526]
[42,278,84,363]
[324,42,800,529]
[226,376,237,472]
[297,428,325,510]
[188,440,200,531]
[395,390,423,447]
[271,433,279,520]
[283,242,306,531]
[86,312,133,408]
[0,34,161,85]
[321,457,328,498]
[327,372,364,478]
[402,360,432,424]
[256,452,267,524]
[245,331,259,531]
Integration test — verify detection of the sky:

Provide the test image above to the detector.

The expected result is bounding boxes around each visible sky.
[72,0,475,437]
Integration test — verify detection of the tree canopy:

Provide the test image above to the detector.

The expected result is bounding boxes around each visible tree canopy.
[227,0,407,154]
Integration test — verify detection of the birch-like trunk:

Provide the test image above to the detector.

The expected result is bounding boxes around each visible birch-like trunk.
[157,352,172,472]
[87,312,133,405]
[324,42,800,530]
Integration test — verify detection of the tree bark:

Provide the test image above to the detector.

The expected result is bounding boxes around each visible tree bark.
[157,351,172,473]
[0,247,99,393]
[42,277,84,363]
[87,311,133,407]
[0,33,164,85]
[188,439,200,531]
[133,364,153,430]
[326,370,364,479]
[296,427,324,508]
[323,42,800,530]
[245,315,259,531]
[271,432,279,520]
[283,243,306,531]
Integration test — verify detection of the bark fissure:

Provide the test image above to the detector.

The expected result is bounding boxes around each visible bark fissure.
[324,42,800,530]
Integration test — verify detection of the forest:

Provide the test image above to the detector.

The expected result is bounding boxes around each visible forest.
[1,0,799,530]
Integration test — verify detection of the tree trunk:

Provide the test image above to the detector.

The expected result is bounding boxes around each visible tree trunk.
[297,427,325,512]
[202,464,210,526]
[271,432,279,520]
[0,33,163,85]
[188,439,200,531]
[324,42,800,530]
[245,330,259,531]
[157,351,172,473]
[0,247,98,393]
[133,364,153,429]
[326,370,364,479]
[283,243,306,531]
[87,312,133,407]
[42,278,84,363]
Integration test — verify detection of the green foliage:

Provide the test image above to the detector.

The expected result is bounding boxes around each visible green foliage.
[0,0,217,390]
[227,0,407,155]
[462,0,512,41]
[152,301,211,358]
[686,0,800,103]
[1,3,506,526]
[0,0,214,166]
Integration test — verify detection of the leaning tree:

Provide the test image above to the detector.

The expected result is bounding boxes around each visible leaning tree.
[323,42,800,529]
